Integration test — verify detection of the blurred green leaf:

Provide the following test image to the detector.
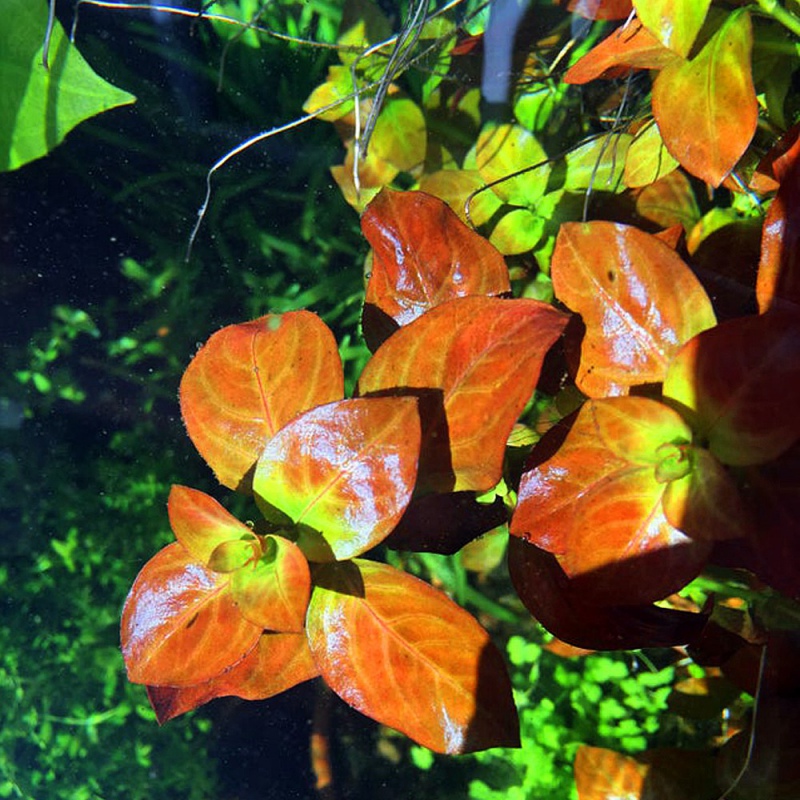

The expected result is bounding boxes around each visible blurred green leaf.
[0,0,135,171]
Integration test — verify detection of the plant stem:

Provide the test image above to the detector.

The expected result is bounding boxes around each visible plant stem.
[756,0,800,38]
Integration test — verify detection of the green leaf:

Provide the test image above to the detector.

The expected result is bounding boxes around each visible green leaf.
[563,133,632,194]
[633,0,712,57]
[0,0,135,171]
[624,119,679,188]
[370,96,427,172]
[207,538,259,573]
[489,208,545,255]
[231,535,311,632]
[475,123,549,207]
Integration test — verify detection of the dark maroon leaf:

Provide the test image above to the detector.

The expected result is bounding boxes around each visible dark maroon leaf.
[508,537,707,651]
[384,492,507,554]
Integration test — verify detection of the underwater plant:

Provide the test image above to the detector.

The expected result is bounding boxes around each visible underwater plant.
[4,0,800,798]
[120,0,800,796]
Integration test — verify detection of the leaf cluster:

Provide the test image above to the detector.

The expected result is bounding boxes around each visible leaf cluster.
[5,0,800,797]
[124,0,800,796]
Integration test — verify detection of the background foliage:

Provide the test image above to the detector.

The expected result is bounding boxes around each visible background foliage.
[2,0,798,798]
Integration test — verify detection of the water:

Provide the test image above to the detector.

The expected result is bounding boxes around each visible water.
[2,2,763,799]
[1,3,369,798]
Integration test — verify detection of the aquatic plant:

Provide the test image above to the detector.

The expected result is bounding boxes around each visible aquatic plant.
[4,0,800,798]
[121,1,800,796]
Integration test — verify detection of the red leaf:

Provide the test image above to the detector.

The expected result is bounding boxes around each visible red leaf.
[510,397,711,606]
[743,442,800,598]
[147,632,319,723]
[383,492,507,554]
[361,189,510,331]
[668,672,741,720]
[567,0,633,20]
[757,147,800,313]
[663,310,800,466]
[508,537,707,650]
[121,542,261,686]
[180,312,344,492]
[750,123,800,194]
[717,697,800,800]
[652,11,757,187]
[252,397,421,561]
[551,221,715,396]
[564,21,678,84]
[689,220,761,321]
[167,485,254,566]
[231,535,311,631]
[306,559,519,753]
[357,296,569,492]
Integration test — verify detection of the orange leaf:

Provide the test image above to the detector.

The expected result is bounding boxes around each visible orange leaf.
[635,169,700,232]
[357,296,569,492]
[306,559,519,753]
[757,147,800,313]
[511,398,711,606]
[167,485,254,566]
[564,21,678,84]
[662,447,751,542]
[121,542,261,687]
[574,746,647,799]
[331,139,399,213]
[574,746,720,800]
[551,221,715,396]
[146,632,319,723]
[361,189,510,331]
[652,10,757,187]
[180,312,344,492]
